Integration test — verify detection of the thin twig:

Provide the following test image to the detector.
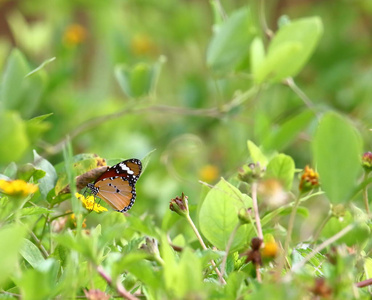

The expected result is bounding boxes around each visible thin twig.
[312,212,332,242]
[185,214,226,284]
[219,222,241,282]
[258,0,273,39]
[284,78,317,113]
[29,230,49,258]
[356,278,372,288]
[251,182,263,240]
[255,264,262,283]
[363,171,370,215]
[288,223,355,275]
[97,265,139,300]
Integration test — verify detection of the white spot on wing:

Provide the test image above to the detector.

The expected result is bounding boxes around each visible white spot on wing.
[119,162,134,175]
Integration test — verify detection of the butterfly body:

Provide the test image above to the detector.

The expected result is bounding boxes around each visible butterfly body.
[87,159,142,212]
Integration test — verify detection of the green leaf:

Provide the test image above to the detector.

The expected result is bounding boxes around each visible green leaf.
[115,58,164,98]
[247,140,268,166]
[254,17,323,83]
[313,112,362,204]
[1,49,29,107]
[177,248,203,297]
[16,259,59,300]
[33,150,57,198]
[1,49,46,118]
[250,37,266,78]
[19,239,45,268]
[3,162,17,179]
[26,113,52,144]
[17,163,46,182]
[0,224,27,287]
[265,154,295,190]
[262,110,314,151]
[207,8,257,72]
[199,178,252,251]
[0,111,29,164]
[18,207,53,217]
[321,211,370,246]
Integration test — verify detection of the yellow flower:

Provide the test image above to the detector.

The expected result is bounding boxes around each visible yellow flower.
[261,241,279,259]
[130,33,157,56]
[63,24,87,47]
[70,212,87,228]
[75,193,108,213]
[0,179,38,197]
[199,165,219,183]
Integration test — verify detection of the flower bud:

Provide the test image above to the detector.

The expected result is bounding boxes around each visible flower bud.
[169,192,189,217]
[238,208,252,224]
[362,152,372,171]
[238,163,265,183]
[299,165,319,192]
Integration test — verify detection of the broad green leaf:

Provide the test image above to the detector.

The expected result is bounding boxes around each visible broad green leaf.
[26,113,52,144]
[199,178,252,252]
[18,207,53,217]
[0,224,27,287]
[0,111,29,164]
[250,37,265,79]
[1,49,46,118]
[265,154,295,190]
[19,239,45,268]
[177,248,203,297]
[247,140,268,166]
[161,235,178,295]
[1,49,29,107]
[321,211,370,246]
[254,17,323,83]
[33,150,57,198]
[115,58,163,98]
[16,259,59,300]
[3,162,17,178]
[18,163,46,182]
[262,110,314,151]
[313,112,362,204]
[207,8,257,72]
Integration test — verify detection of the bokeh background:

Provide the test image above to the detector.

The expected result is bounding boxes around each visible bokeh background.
[1,0,372,221]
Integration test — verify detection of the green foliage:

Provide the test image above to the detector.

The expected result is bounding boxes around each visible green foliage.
[199,178,252,252]
[313,112,362,204]
[0,1,371,299]
[207,7,257,72]
[253,17,323,83]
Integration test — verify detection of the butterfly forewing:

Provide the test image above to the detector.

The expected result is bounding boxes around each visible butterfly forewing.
[95,159,142,184]
[87,158,142,212]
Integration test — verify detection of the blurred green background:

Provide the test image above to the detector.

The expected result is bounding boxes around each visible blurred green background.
[0,0,371,219]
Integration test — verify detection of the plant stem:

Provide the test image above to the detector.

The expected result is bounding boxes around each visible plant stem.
[363,171,370,216]
[284,196,301,255]
[185,214,226,284]
[288,223,355,275]
[313,212,332,242]
[356,278,372,288]
[251,182,263,240]
[97,265,139,300]
[219,222,241,282]
[276,195,301,278]
[255,264,262,283]
[284,78,317,114]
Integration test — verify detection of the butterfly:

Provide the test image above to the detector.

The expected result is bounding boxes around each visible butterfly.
[87,158,142,212]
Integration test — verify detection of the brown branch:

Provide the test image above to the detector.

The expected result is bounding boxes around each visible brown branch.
[356,278,372,288]
[97,265,139,300]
